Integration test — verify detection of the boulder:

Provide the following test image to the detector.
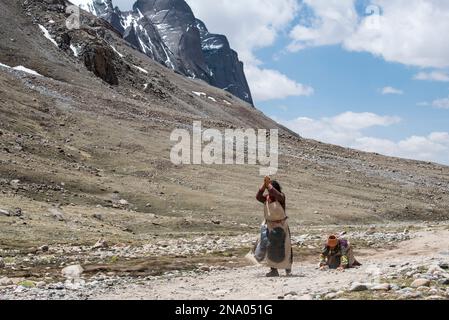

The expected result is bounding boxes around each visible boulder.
[83,45,119,86]
[62,264,84,279]
[411,279,431,288]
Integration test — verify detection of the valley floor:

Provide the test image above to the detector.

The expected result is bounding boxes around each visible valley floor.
[1,223,449,300]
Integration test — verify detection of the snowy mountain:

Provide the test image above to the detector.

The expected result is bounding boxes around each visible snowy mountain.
[70,0,253,105]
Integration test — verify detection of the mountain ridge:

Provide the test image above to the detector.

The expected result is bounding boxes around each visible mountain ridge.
[73,0,254,105]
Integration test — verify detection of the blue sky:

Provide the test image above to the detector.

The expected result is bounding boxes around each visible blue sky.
[110,0,449,165]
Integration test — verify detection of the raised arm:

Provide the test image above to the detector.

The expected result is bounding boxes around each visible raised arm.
[256,184,267,204]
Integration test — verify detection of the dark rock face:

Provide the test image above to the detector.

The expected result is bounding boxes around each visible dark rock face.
[196,19,253,105]
[83,45,119,85]
[121,11,176,67]
[77,0,253,105]
[134,0,212,82]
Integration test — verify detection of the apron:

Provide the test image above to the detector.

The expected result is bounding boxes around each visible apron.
[262,198,293,270]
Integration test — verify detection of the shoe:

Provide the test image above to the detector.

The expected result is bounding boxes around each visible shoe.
[266,269,279,277]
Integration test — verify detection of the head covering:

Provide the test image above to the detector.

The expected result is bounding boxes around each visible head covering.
[327,235,339,248]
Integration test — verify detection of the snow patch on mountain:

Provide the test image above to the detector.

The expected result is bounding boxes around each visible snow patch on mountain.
[13,66,42,76]
[70,44,80,57]
[110,45,124,58]
[133,65,148,74]
[38,24,58,47]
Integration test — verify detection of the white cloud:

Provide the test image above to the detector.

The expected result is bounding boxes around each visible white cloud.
[381,86,403,95]
[245,66,314,101]
[186,0,298,62]
[417,97,449,109]
[275,111,449,165]
[288,0,358,52]
[277,111,400,146]
[413,71,449,82]
[289,0,449,69]
[185,0,313,102]
[432,97,449,109]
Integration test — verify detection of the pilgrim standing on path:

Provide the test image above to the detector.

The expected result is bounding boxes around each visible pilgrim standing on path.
[255,176,293,277]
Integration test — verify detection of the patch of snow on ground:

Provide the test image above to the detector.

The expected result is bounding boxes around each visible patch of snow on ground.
[38,24,58,47]
[110,45,124,58]
[208,96,217,102]
[13,66,42,76]
[0,62,11,69]
[223,100,232,105]
[133,65,148,74]
[192,91,206,97]
[144,83,148,90]
[70,44,80,57]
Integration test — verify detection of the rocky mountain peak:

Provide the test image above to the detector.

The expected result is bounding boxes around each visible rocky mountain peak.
[74,0,253,105]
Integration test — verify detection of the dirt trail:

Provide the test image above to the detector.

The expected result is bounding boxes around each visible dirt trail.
[91,229,449,300]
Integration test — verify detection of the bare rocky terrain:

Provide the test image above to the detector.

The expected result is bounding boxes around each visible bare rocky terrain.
[1,0,449,300]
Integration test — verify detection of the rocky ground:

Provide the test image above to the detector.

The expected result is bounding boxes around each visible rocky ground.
[1,223,448,300]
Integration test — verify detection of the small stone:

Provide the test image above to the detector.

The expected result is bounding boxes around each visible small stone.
[438,279,449,285]
[390,284,401,291]
[0,277,13,286]
[36,281,46,288]
[428,265,445,274]
[372,283,391,291]
[425,295,445,300]
[13,208,23,217]
[408,292,423,298]
[118,199,129,206]
[325,292,338,299]
[92,213,103,221]
[92,239,108,249]
[49,208,65,221]
[350,282,370,292]
[49,282,65,290]
[62,264,84,279]
[0,257,5,268]
[438,262,449,270]
[39,245,49,252]
[416,286,430,292]
[199,266,210,272]
[411,279,431,288]
[0,209,11,217]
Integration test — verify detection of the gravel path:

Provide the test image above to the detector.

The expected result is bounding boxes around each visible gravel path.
[90,229,449,300]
